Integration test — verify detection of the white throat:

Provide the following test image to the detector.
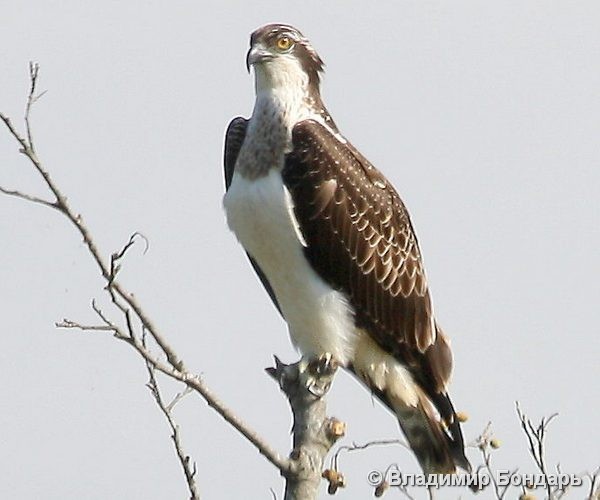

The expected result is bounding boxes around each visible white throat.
[250,58,316,147]
[233,55,342,179]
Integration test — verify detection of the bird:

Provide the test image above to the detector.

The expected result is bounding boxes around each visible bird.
[222,23,470,474]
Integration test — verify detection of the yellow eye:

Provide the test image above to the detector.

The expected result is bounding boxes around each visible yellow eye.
[276,36,292,51]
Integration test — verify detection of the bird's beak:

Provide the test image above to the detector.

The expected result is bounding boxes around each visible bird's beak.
[246,46,272,73]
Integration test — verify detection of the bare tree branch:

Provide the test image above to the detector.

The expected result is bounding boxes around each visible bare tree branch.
[331,438,409,471]
[378,464,416,500]
[57,304,291,475]
[0,186,56,208]
[108,231,149,287]
[1,63,290,489]
[267,355,345,499]
[325,437,412,497]
[166,385,194,413]
[25,62,46,151]
[469,422,516,500]
[144,353,200,500]
[516,402,560,500]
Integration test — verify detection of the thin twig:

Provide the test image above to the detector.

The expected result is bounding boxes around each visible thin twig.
[0,186,56,208]
[58,306,291,475]
[55,319,115,332]
[331,438,408,472]
[25,62,46,152]
[145,358,200,500]
[167,386,194,413]
[108,231,149,286]
[382,464,415,500]
[516,402,559,500]
[468,422,516,499]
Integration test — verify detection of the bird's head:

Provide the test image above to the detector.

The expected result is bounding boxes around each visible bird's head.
[246,24,324,96]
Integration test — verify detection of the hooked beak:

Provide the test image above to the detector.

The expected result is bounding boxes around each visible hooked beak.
[246,46,273,73]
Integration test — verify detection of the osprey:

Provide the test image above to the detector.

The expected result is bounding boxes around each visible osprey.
[223,24,470,474]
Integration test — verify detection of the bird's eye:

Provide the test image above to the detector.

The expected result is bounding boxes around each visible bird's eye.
[276,36,293,51]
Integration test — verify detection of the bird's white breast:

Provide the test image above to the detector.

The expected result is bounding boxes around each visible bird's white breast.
[223,169,357,365]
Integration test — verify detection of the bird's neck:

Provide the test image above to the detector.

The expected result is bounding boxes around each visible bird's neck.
[232,87,316,180]
[234,75,335,180]
[250,85,317,146]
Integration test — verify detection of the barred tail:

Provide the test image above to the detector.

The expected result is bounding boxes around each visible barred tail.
[350,333,470,474]
[394,389,470,474]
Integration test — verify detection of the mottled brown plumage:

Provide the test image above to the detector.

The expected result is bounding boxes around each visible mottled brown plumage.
[284,120,434,354]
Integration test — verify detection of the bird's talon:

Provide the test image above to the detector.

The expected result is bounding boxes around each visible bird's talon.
[309,352,338,376]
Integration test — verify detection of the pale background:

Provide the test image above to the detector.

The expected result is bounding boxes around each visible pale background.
[1,1,598,499]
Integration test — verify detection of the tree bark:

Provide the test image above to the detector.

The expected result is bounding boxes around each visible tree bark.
[267,356,345,500]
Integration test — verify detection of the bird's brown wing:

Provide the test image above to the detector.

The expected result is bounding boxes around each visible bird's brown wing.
[283,119,436,357]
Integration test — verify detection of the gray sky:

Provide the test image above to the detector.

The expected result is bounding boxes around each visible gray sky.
[1,1,598,499]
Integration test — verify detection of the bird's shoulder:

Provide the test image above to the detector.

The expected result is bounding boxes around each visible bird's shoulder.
[223,116,249,190]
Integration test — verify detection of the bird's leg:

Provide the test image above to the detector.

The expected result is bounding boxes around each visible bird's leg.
[302,352,339,398]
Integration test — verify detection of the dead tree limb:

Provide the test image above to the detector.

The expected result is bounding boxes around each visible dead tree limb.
[267,356,345,499]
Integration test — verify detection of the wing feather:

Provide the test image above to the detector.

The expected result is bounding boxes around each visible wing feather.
[224,117,248,190]
[283,119,435,354]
